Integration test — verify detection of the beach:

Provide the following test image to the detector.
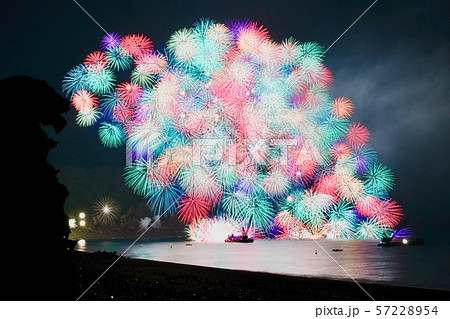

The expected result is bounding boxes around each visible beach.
[74,251,450,301]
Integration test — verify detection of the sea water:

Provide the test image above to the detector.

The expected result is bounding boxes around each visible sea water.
[75,233,450,291]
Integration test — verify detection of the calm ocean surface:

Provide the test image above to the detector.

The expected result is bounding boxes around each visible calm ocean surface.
[76,232,450,291]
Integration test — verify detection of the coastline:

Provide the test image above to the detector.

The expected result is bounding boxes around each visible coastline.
[74,251,450,301]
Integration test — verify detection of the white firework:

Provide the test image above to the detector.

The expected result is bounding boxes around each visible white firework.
[94,196,120,224]
[337,175,365,203]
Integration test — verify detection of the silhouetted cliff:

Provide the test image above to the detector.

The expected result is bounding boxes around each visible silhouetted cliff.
[1,76,76,300]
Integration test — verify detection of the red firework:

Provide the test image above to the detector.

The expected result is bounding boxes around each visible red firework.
[313,174,340,199]
[177,195,212,224]
[346,122,370,148]
[112,101,134,123]
[117,82,142,106]
[356,196,403,228]
[120,34,153,58]
[372,199,403,228]
[84,51,108,70]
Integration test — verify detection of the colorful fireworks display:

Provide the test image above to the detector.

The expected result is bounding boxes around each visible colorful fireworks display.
[63,19,403,241]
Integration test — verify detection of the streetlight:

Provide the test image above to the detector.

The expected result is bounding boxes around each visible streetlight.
[68,218,77,228]
[78,212,86,227]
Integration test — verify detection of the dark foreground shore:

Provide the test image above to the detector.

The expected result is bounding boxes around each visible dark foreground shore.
[74,251,450,301]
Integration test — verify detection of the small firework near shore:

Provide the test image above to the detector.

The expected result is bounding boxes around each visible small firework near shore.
[94,196,120,225]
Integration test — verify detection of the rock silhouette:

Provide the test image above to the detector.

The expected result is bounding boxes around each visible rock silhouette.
[1,76,76,300]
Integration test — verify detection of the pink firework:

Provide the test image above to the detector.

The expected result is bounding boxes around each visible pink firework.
[212,59,255,100]
[153,72,179,109]
[177,195,212,224]
[156,154,181,178]
[117,82,142,106]
[357,197,403,228]
[283,143,319,185]
[317,65,333,88]
[112,101,135,123]
[279,38,299,66]
[236,22,269,54]
[332,97,354,119]
[290,159,317,186]
[355,195,381,217]
[299,64,333,90]
[183,110,213,137]
[346,122,370,148]
[204,23,232,46]
[120,34,153,58]
[273,211,306,240]
[71,90,98,112]
[373,199,403,228]
[135,52,168,75]
[295,87,324,110]
[313,174,340,199]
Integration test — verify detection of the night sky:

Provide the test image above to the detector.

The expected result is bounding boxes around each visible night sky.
[1,0,449,233]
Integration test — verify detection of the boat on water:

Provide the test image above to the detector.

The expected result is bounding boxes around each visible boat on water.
[225,234,254,243]
[377,217,424,247]
[378,237,424,247]
[225,220,254,243]
[332,248,344,252]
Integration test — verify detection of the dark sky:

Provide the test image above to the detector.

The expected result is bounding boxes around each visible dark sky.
[1,0,449,233]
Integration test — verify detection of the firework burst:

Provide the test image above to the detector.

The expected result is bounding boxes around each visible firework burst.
[332,97,354,119]
[355,218,386,239]
[94,196,120,224]
[364,164,395,196]
[186,215,256,242]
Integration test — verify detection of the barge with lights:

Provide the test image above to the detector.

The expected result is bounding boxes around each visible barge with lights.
[378,237,424,247]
